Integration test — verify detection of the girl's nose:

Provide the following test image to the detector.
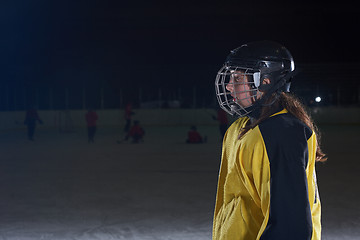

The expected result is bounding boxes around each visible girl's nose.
[226,80,234,92]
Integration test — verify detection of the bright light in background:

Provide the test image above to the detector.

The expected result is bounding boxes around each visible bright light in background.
[315,96,322,103]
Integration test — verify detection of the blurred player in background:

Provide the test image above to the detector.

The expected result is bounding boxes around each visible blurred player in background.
[124,120,145,143]
[24,106,43,141]
[124,102,135,133]
[213,41,326,240]
[186,125,207,144]
[85,109,98,143]
[212,108,229,140]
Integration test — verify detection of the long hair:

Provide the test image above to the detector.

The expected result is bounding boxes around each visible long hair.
[239,92,327,162]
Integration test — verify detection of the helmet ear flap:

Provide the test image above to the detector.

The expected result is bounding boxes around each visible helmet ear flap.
[258,74,272,91]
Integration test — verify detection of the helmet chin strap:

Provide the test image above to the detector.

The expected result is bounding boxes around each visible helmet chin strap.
[243,74,289,118]
[256,69,298,107]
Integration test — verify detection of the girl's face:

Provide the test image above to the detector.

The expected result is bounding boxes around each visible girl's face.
[226,72,254,108]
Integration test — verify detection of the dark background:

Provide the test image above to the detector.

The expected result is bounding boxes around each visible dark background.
[1,0,359,110]
[0,2,359,239]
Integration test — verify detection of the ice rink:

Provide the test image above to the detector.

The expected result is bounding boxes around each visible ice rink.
[0,124,359,239]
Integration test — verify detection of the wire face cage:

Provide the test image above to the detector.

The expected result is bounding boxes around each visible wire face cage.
[215,65,261,117]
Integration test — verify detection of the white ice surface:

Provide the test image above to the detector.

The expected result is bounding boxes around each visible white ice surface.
[0,124,359,240]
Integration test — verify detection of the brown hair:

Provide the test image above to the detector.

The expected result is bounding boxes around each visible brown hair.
[239,92,327,162]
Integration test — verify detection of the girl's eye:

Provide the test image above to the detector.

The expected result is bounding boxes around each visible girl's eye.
[234,76,243,82]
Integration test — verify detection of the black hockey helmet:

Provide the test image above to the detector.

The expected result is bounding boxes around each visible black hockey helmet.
[215,40,297,117]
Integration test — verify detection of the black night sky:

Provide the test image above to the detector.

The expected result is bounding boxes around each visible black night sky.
[1,0,359,109]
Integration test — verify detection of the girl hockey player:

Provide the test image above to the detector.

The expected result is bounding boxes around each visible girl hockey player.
[213,41,326,240]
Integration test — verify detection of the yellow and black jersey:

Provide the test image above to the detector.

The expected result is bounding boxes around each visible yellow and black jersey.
[213,109,321,240]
